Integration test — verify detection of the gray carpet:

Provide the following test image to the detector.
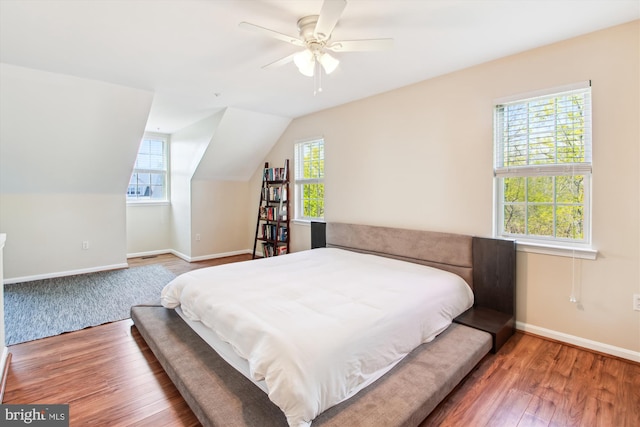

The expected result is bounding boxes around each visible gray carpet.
[4,265,176,345]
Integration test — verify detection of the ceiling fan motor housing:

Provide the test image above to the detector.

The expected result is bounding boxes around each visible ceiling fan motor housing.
[297,15,325,43]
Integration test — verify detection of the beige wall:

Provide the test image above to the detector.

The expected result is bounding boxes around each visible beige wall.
[191,179,251,259]
[252,21,639,357]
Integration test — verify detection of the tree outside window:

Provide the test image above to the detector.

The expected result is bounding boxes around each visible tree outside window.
[495,86,591,244]
[294,139,324,220]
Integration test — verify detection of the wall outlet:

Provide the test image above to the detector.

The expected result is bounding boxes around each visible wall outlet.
[195,234,201,241]
[634,294,640,311]
[82,241,89,250]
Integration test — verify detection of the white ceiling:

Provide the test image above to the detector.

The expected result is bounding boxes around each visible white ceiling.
[1,0,638,134]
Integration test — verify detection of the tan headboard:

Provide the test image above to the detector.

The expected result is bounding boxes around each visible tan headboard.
[325,222,474,287]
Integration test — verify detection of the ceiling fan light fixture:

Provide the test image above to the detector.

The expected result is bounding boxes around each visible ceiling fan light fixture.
[319,52,339,74]
[240,0,394,89]
[294,49,315,76]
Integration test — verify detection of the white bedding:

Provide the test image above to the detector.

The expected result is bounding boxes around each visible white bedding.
[174,305,269,393]
[161,247,473,427]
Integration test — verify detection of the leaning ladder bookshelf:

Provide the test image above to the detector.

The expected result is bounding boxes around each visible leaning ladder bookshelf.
[252,160,290,259]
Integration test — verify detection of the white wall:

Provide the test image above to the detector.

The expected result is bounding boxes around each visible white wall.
[193,107,291,181]
[0,234,6,354]
[166,113,222,259]
[251,21,640,358]
[126,108,289,260]
[126,203,172,256]
[0,64,153,281]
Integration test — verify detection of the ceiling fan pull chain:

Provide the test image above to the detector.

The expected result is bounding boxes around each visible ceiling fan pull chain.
[313,59,321,95]
[313,63,317,96]
[317,60,323,94]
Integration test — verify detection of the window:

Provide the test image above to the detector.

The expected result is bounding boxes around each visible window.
[294,138,325,221]
[127,133,169,202]
[494,83,592,246]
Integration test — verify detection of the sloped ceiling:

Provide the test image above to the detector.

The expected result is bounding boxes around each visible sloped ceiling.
[0,1,638,188]
[1,1,638,134]
[0,63,153,194]
[193,108,292,181]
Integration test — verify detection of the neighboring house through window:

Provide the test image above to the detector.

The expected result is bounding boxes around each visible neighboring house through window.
[494,82,592,248]
[127,133,169,202]
[294,138,325,221]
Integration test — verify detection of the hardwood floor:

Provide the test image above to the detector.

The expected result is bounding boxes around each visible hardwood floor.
[4,254,639,426]
[421,334,640,427]
[126,252,253,276]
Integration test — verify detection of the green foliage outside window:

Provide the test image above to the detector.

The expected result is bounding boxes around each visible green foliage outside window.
[503,175,584,239]
[296,139,325,220]
[498,91,590,242]
[302,183,324,218]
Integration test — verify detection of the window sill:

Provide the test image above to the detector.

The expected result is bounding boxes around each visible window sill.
[515,240,597,260]
[126,201,171,207]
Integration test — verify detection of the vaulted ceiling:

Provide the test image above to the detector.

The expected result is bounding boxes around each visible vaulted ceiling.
[2,0,638,135]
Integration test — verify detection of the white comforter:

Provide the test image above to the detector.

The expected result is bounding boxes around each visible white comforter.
[161,248,473,427]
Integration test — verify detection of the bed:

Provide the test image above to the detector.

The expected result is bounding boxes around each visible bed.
[131,222,515,426]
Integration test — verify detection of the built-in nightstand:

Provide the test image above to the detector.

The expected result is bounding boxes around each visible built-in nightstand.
[454,307,514,353]
[454,237,516,353]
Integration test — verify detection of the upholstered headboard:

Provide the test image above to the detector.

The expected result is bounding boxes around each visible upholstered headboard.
[324,222,474,287]
[312,222,515,317]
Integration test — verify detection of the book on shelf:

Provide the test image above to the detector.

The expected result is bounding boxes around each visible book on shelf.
[262,186,287,202]
[260,224,288,242]
[258,206,288,221]
[262,242,276,257]
[261,242,287,257]
[264,167,286,182]
[278,226,287,242]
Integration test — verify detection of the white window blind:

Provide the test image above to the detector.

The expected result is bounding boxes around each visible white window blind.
[494,83,592,244]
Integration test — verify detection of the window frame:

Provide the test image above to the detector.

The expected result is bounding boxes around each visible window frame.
[294,138,325,222]
[493,82,595,257]
[127,132,170,205]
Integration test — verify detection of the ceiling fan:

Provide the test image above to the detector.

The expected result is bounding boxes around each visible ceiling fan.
[239,0,393,91]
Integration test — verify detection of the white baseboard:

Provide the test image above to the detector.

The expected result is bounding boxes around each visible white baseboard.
[4,263,129,285]
[0,346,8,372]
[126,249,173,259]
[5,250,254,284]
[516,321,640,363]
[0,346,9,402]
[130,249,252,263]
[172,249,252,263]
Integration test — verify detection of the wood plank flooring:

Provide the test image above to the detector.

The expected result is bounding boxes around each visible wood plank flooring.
[4,254,639,426]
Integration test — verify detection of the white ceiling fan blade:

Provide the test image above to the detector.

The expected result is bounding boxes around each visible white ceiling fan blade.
[327,38,394,52]
[314,0,347,41]
[239,22,305,47]
[262,52,298,69]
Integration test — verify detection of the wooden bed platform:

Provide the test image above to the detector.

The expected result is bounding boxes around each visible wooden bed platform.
[131,222,515,426]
